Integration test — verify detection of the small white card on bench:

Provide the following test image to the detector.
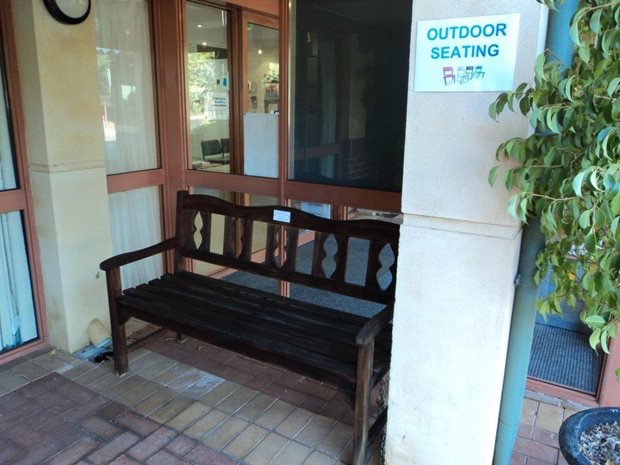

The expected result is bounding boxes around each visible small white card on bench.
[273,210,291,223]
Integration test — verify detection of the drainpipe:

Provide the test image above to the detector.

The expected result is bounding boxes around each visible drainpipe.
[492,2,579,464]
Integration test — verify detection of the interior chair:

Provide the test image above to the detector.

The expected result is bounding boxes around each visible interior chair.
[220,138,230,163]
[201,139,222,163]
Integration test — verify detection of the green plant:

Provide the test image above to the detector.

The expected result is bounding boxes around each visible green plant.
[488,0,620,366]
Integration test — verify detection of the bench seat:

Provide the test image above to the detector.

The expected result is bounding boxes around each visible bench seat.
[119,271,392,397]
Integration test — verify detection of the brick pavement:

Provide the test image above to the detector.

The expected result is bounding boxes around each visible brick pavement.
[0,330,585,465]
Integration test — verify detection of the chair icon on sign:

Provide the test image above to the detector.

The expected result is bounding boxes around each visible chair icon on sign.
[443,67,455,86]
[474,65,485,78]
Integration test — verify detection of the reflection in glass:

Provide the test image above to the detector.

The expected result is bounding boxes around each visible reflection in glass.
[95,0,158,175]
[244,23,280,179]
[0,41,17,192]
[290,0,412,191]
[0,211,38,352]
[187,2,232,174]
[247,24,279,114]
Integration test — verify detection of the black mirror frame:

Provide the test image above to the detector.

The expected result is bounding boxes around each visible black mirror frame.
[43,0,91,25]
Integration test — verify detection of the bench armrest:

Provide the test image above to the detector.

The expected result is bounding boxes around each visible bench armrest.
[100,238,178,271]
[356,305,394,346]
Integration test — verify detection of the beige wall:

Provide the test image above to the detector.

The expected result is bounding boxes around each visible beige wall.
[12,0,113,352]
[387,2,547,464]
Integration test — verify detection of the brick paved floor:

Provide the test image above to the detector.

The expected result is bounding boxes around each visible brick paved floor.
[0,329,585,465]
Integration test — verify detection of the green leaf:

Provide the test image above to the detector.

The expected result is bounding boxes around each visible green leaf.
[585,231,596,252]
[612,192,620,215]
[573,171,587,197]
[516,82,528,94]
[489,102,498,121]
[590,9,602,33]
[590,170,602,191]
[608,77,620,97]
[578,43,590,63]
[579,210,591,229]
[546,107,562,134]
[518,197,529,222]
[615,368,620,383]
[534,52,545,80]
[585,315,606,326]
[589,327,602,349]
[611,217,619,236]
[507,194,520,220]
[488,166,499,186]
[519,94,531,116]
[569,19,581,46]
[601,329,610,354]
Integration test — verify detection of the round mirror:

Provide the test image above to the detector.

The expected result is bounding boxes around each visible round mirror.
[43,0,91,25]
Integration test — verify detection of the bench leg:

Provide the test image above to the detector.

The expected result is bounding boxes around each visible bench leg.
[106,268,128,376]
[110,312,128,376]
[353,343,374,465]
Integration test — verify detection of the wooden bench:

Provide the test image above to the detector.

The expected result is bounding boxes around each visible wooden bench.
[100,191,399,465]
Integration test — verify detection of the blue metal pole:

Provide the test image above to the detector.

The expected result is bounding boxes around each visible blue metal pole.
[493,2,578,464]
[493,221,545,465]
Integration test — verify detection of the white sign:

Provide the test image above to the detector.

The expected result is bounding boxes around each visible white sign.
[273,210,291,223]
[414,14,520,92]
[205,91,229,120]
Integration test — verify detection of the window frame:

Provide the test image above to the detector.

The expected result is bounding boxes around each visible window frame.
[0,1,48,363]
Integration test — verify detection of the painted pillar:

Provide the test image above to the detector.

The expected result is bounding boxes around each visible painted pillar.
[11,0,113,352]
[386,2,547,464]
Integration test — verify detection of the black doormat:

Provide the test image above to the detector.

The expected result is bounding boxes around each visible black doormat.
[528,323,604,394]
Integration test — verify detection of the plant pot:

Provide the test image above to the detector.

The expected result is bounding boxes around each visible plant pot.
[558,407,620,465]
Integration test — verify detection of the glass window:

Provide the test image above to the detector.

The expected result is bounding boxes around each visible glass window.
[95,0,159,175]
[0,211,38,352]
[187,3,232,174]
[0,43,17,191]
[108,187,164,290]
[290,0,412,192]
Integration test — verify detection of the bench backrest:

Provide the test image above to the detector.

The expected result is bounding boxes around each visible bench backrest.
[175,191,400,305]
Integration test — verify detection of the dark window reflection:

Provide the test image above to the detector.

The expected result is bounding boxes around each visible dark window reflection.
[291,0,412,192]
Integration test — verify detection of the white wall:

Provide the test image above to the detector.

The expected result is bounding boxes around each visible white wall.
[12,0,113,352]
[386,2,547,464]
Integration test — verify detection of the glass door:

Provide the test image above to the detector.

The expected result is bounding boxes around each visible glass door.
[187,2,233,175]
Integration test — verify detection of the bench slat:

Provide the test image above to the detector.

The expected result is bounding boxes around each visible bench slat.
[311,232,327,278]
[265,223,280,267]
[141,274,391,351]
[172,272,392,346]
[240,218,254,261]
[198,211,211,252]
[146,275,391,360]
[282,226,299,272]
[124,286,363,367]
[223,216,237,258]
[333,235,349,282]
[119,293,359,383]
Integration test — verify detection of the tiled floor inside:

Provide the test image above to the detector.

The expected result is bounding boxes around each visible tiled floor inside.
[0,327,585,465]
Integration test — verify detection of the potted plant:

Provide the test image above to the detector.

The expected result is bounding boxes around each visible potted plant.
[488,0,620,463]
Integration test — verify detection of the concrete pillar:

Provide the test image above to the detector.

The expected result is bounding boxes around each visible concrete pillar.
[11,0,113,352]
[386,2,547,464]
